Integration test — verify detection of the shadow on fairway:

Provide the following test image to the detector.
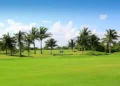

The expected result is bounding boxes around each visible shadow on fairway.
[53,54,73,56]
[12,55,33,58]
[0,53,33,58]
[86,52,109,56]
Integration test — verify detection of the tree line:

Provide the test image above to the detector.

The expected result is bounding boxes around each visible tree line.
[0,26,120,56]
[68,28,120,54]
[0,27,56,56]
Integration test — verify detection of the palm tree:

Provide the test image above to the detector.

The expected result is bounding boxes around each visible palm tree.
[25,33,33,56]
[30,27,38,54]
[76,36,84,54]
[7,37,16,56]
[45,38,57,54]
[89,34,100,54]
[104,29,119,54]
[76,28,91,54]
[37,27,51,54]
[1,33,16,56]
[68,39,75,52]
[14,31,25,56]
[1,33,9,55]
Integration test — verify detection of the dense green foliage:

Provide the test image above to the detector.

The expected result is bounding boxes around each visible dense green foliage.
[0,26,119,56]
[68,39,76,52]
[45,38,57,54]
[14,31,25,56]
[37,27,52,54]
[102,29,119,54]
[29,27,38,54]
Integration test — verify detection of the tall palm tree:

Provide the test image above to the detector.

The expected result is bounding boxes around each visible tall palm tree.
[1,33,16,56]
[25,33,33,56]
[30,27,38,54]
[7,37,16,56]
[68,39,75,52]
[104,29,119,54]
[76,28,91,54]
[45,38,57,54]
[37,27,51,54]
[89,34,100,54]
[76,36,84,54]
[14,31,25,56]
[1,33,9,55]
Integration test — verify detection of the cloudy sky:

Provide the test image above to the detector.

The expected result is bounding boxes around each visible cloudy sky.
[0,0,120,47]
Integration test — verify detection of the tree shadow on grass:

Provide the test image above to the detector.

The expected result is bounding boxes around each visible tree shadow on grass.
[0,53,33,58]
[12,55,33,58]
[86,52,109,56]
[53,54,73,56]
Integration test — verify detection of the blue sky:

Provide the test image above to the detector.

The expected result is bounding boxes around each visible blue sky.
[0,0,120,47]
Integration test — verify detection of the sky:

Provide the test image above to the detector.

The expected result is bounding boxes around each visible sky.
[0,0,120,47]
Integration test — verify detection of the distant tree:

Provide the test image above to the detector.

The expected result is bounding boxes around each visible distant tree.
[1,33,16,55]
[30,27,38,54]
[62,46,69,49]
[0,41,3,53]
[55,46,61,50]
[76,28,91,54]
[25,33,33,56]
[103,29,119,54]
[37,27,51,54]
[14,31,25,56]
[117,41,120,51]
[68,39,75,52]
[45,38,57,54]
[89,34,100,54]
[1,34,8,55]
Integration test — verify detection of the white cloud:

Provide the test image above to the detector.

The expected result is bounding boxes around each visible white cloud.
[1,19,120,48]
[49,21,78,46]
[0,19,36,37]
[40,20,52,23]
[80,25,89,30]
[92,29,96,34]
[7,19,16,25]
[0,22,5,27]
[7,19,36,33]
[100,14,108,20]
[80,25,97,34]
[95,32,105,39]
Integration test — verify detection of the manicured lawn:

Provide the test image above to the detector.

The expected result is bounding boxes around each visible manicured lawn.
[0,50,120,86]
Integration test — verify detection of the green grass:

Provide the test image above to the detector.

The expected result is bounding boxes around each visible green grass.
[0,50,120,86]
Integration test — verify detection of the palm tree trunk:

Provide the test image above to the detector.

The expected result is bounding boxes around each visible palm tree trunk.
[28,45,30,56]
[84,47,85,52]
[34,41,36,54]
[50,47,52,54]
[81,47,83,54]
[72,47,73,52]
[19,46,21,57]
[82,50,83,54]
[92,48,95,55]
[109,42,111,54]
[40,40,42,54]
[104,46,106,52]
[93,49,94,54]
[10,50,12,56]
[91,45,94,54]
[19,42,22,57]
[6,49,7,55]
